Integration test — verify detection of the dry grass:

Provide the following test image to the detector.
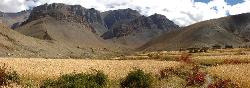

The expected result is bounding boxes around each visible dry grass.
[137,49,250,65]
[0,48,249,87]
[207,64,250,88]
[136,49,250,87]
[192,55,250,65]
[0,58,181,82]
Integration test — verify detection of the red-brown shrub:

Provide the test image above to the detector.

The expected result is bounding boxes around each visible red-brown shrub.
[178,53,192,63]
[186,71,206,86]
[208,79,240,88]
[159,68,175,79]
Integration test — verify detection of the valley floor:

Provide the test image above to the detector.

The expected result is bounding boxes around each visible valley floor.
[0,48,250,87]
[0,58,180,81]
[208,64,250,88]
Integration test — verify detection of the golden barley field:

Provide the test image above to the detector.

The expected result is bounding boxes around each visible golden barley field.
[208,64,250,88]
[139,49,250,87]
[0,58,181,82]
[1,49,250,87]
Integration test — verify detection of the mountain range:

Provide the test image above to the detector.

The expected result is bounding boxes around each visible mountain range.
[0,3,250,58]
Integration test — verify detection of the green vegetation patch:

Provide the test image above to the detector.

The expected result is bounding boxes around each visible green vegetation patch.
[121,69,153,88]
[41,70,108,88]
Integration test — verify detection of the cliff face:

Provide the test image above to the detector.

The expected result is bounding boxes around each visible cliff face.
[102,8,142,29]
[149,14,179,30]
[22,3,112,35]
[101,14,179,48]
[102,14,179,39]
[24,4,101,24]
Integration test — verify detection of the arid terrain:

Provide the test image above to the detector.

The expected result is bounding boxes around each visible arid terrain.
[0,2,250,88]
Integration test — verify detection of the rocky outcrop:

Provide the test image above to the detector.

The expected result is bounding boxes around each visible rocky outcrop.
[102,14,179,39]
[100,13,179,48]
[102,8,141,29]
[21,3,111,35]
[149,14,179,30]
[24,3,102,24]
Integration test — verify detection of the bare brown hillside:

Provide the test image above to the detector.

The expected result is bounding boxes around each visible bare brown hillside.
[0,23,121,58]
[140,13,250,51]
[16,16,110,48]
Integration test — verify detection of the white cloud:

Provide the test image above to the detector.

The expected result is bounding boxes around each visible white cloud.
[0,0,26,12]
[1,0,250,26]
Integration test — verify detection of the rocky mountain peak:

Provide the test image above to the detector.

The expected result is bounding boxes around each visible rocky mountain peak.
[149,13,179,30]
[102,13,179,39]
[23,3,104,25]
[102,8,142,29]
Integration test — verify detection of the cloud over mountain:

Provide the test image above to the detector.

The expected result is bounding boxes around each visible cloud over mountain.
[1,0,250,26]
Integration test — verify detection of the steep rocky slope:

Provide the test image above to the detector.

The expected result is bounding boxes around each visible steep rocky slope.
[140,13,250,51]
[102,14,179,48]
[16,3,112,49]
[0,10,30,28]
[102,8,141,29]
[0,23,116,58]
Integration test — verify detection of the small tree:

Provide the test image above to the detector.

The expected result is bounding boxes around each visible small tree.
[208,79,239,88]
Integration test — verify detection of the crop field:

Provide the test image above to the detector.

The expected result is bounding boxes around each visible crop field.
[0,48,250,87]
[122,48,250,87]
[208,64,250,88]
[0,58,181,81]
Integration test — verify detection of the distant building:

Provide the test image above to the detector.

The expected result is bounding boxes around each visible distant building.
[187,47,209,53]
[187,48,200,53]
[212,44,222,49]
[225,45,233,49]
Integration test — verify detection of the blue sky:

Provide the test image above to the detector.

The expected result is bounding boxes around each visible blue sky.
[194,0,211,3]
[195,0,245,5]
[226,0,245,5]
[1,0,250,26]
